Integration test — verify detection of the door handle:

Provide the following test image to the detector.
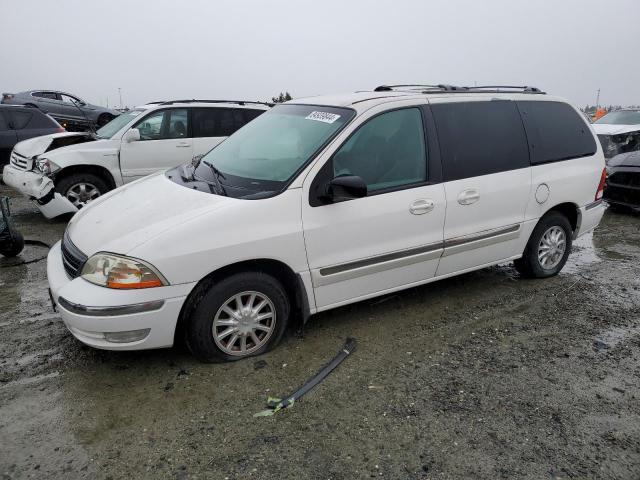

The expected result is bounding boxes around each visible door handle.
[409,199,435,215]
[176,143,190,148]
[457,189,480,205]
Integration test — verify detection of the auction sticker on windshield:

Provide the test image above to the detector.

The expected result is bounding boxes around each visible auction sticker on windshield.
[305,111,341,124]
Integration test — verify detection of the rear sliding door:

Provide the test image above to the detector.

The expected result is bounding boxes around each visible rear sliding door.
[430,99,532,276]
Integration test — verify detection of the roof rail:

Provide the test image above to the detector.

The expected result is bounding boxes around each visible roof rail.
[373,84,545,94]
[152,99,275,107]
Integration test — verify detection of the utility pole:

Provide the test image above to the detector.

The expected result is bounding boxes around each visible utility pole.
[118,88,123,109]
[595,88,600,109]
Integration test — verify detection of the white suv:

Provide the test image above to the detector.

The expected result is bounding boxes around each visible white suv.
[2,100,269,217]
[47,85,606,362]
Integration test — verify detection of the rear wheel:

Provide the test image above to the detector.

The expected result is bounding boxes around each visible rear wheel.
[185,272,290,362]
[55,173,109,209]
[514,211,572,278]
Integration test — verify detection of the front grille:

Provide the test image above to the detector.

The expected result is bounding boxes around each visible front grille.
[61,231,88,278]
[10,151,30,170]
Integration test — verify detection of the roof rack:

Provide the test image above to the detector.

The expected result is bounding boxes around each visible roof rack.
[373,84,545,94]
[152,99,274,107]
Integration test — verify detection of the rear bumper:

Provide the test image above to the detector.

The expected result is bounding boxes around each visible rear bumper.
[576,200,606,238]
[2,164,77,218]
[47,240,196,351]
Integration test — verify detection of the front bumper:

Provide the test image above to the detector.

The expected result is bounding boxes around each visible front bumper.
[47,240,196,350]
[2,164,77,218]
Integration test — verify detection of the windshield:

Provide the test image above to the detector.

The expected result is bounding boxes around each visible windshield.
[193,104,354,196]
[96,109,143,139]
[595,110,640,125]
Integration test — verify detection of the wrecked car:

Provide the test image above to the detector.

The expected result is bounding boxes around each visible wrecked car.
[604,150,640,211]
[2,100,269,218]
[0,104,64,166]
[592,109,640,159]
[2,90,121,130]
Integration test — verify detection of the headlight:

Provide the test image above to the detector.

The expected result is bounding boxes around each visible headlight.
[80,253,168,289]
[35,157,60,175]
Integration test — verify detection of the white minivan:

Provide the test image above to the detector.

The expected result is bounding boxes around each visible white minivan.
[47,85,606,362]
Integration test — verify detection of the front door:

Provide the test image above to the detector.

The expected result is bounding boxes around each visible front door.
[119,108,193,181]
[302,106,446,310]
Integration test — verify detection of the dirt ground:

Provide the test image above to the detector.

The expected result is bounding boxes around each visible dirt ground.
[1,182,639,480]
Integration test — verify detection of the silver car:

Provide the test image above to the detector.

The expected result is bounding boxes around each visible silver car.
[1,90,120,131]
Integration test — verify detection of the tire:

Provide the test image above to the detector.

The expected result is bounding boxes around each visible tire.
[0,230,24,257]
[55,173,110,209]
[185,272,290,362]
[97,113,114,127]
[514,211,573,278]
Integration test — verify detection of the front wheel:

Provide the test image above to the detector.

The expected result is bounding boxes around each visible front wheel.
[55,173,110,209]
[185,272,290,362]
[514,212,573,278]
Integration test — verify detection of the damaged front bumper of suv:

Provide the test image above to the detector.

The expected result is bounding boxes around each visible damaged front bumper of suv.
[2,160,77,219]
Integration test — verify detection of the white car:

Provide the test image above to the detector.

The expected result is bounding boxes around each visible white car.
[2,100,269,217]
[47,85,606,362]
[592,109,640,159]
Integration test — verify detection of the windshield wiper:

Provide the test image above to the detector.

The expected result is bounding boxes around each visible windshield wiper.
[202,161,227,196]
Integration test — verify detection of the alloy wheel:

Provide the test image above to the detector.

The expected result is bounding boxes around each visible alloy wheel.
[66,182,101,208]
[212,291,276,356]
[537,226,566,270]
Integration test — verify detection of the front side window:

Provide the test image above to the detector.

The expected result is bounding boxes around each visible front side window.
[133,109,188,141]
[332,108,426,192]
[167,109,188,138]
[60,94,82,105]
[432,100,529,181]
[193,104,354,195]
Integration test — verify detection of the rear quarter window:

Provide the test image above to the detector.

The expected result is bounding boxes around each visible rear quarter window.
[431,100,530,181]
[27,111,59,129]
[8,110,33,129]
[517,101,597,164]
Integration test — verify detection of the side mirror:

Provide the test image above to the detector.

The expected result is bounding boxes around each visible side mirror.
[325,175,367,202]
[123,128,140,143]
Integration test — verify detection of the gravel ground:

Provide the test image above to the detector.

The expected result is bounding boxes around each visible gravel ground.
[1,183,639,480]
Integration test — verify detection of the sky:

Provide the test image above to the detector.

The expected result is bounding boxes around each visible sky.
[1,0,638,109]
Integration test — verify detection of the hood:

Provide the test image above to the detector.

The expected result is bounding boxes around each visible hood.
[67,172,234,256]
[14,132,95,158]
[608,151,640,168]
[592,124,640,136]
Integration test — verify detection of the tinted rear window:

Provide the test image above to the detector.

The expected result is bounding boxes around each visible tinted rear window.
[517,101,597,164]
[27,111,59,129]
[431,101,529,181]
[8,110,33,129]
[193,108,265,138]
